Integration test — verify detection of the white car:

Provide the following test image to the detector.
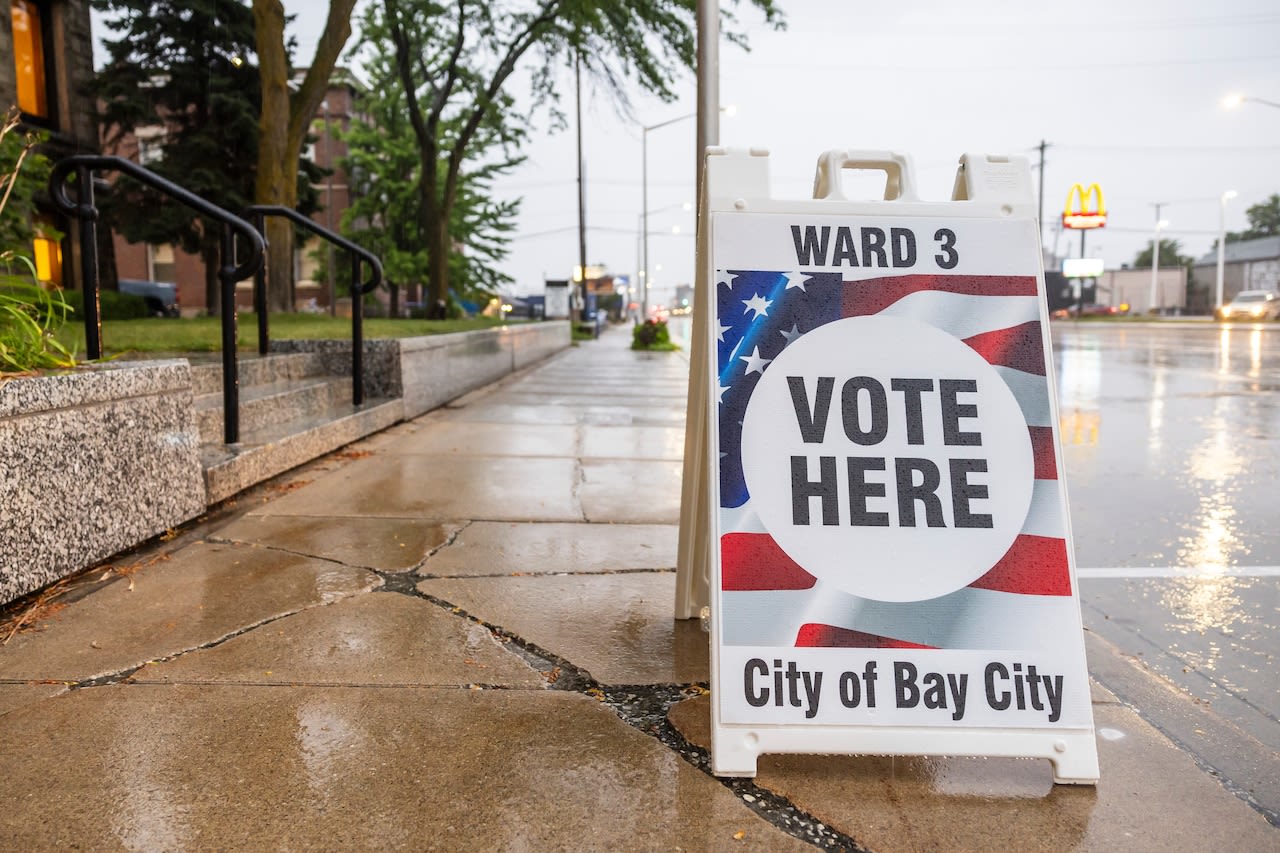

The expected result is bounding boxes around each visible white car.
[1218,290,1280,321]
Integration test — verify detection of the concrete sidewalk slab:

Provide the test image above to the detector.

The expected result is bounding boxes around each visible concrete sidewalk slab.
[0,541,379,683]
[0,686,810,852]
[421,521,678,577]
[134,592,545,688]
[668,691,1277,852]
[580,459,684,523]
[581,424,687,460]
[252,454,583,521]
[367,419,581,458]
[418,573,707,685]
[211,515,461,573]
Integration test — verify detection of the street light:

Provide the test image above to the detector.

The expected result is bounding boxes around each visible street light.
[1149,211,1168,314]
[1223,93,1280,110]
[1216,190,1238,315]
[641,107,731,319]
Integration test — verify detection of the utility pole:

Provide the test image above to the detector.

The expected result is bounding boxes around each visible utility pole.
[696,0,719,217]
[575,54,588,324]
[1149,202,1165,314]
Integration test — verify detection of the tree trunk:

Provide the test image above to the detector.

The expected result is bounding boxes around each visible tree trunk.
[202,239,222,317]
[252,0,295,313]
[252,0,356,315]
[424,203,450,316]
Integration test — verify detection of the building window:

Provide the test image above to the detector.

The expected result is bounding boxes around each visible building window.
[148,243,176,283]
[10,0,49,120]
[32,216,61,285]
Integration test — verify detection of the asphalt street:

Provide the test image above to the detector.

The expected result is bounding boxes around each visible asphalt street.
[1052,322,1280,821]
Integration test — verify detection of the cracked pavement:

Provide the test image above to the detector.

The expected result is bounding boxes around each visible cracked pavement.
[0,325,1275,851]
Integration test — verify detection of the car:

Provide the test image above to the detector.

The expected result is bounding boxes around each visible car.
[1217,290,1280,321]
[1050,303,1126,319]
[118,278,180,317]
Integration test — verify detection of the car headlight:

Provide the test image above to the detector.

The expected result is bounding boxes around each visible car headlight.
[1251,307,1265,317]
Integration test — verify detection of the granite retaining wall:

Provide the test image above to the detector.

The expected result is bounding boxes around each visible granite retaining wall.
[271,321,571,419]
[0,360,205,604]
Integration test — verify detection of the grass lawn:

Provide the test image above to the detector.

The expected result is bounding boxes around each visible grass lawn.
[54,313,524,356]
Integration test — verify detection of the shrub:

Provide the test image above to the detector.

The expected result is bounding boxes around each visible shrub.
[60,288,151,321]
[631,318,671,350]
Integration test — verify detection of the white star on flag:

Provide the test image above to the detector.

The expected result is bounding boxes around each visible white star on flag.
[716,320,730,342]
[780,323,802,345]
[739,346,772,375]
[784,271,810,291]
[717,271,738,289]
[717,381,730,403]
[742,292,772,319]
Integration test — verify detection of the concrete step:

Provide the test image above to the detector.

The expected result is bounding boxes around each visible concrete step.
[189,351,329,396]
[201,397,404,505]
[194,375,351,445]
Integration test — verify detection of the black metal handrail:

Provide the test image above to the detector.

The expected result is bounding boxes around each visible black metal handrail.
[48,155,265,444]
[247,205,383,406]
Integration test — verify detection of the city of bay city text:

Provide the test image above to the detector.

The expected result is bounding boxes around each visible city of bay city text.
[743,658,1066,722]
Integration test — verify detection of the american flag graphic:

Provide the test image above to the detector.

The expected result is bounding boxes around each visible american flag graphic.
[716,269,1078,650]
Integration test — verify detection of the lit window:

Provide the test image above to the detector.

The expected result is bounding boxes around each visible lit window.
[11,0,48,119]
[32,218,61,285]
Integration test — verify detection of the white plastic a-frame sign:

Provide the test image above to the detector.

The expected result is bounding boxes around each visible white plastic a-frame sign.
[680,149,1099,784]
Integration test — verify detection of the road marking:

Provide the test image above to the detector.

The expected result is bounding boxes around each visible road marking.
[1078,565,1280,579]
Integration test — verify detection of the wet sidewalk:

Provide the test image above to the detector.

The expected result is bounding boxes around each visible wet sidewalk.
[0,324,1275,851]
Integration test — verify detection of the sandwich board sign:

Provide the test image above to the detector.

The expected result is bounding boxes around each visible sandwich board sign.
[676,149,1099,784]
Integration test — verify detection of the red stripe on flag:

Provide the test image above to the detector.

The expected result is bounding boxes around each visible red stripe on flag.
[795,624,937,649]
[969,534,1072,596]
[842,274,1039,317]
[1030,426,1057,480]
[721,533,817,591]
[963,321,1046,375]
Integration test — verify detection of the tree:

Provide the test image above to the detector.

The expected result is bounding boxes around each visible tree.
[340,10,524,316]
[91,0,261,314]
[252,0,358,312]
[1225,193,1280,244]
[374,0,783,314]
[1132,237,1191,269]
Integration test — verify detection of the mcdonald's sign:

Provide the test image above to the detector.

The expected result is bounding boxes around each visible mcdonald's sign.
[1062,183,1106,230]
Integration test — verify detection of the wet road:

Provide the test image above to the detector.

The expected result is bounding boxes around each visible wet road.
[1053,322,1280,817]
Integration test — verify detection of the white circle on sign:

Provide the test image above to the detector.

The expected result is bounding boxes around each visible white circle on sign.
[740,316,1033,602]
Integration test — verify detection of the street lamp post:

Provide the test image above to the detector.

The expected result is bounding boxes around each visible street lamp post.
[640,107,731,320]
[1216,190,1238,314]
[1148,204,1166,314]
[1223,93,1280,111]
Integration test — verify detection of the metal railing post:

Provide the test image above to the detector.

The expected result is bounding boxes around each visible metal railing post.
[252,209,269,356]
[219,222,240,444]
[49,155,264,448]
[74,164,102,360]
[351,253,364,406]
[247,205,381,408]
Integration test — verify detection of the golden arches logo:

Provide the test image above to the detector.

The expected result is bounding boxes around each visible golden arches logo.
[1062,183,1107,230]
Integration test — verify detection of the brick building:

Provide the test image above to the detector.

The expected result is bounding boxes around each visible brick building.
[109,68,362,314]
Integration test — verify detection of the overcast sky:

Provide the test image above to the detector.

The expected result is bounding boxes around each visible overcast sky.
[100,1,1280,302]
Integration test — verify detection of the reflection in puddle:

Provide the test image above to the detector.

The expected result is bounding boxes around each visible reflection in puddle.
[1177,397,1243,572]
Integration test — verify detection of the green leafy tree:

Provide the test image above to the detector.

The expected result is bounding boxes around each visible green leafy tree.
[90,0,262,314]
[1133,237,1191,269]
[252,0,358,312]
[372,0,784,315]
[1225,193,1280,244]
